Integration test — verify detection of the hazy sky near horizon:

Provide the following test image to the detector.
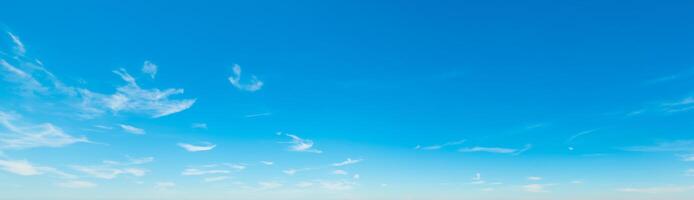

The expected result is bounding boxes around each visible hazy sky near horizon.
[1,1,694,199]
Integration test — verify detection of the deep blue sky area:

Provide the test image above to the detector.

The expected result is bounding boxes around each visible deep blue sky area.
[1,1,694,200]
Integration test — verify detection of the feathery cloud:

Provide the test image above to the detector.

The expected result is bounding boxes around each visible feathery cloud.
[191,123,208,129]
[155,182,175,190]
[177,143,216,152]
[203,176,230,182]
[523,184,549,193]
[0,159,42,175]
[260,161,274,165]
[97,68,196,118]
[618,186,694,194]
[228,64,263,92]
[623,140,694,152]
[0,111,88,150]
[181,168,230,176]
[119,124,145,135]
[415,140,465,150]
[333,169,348,175]
[72,158,150,179]
[528,176,543,181]
[282,133,322,153]
[333,158,363,167]
[72,165,147,179]
[459,144,532,155]
[6,32,26,55]
[141,60,157,79]
[57,180,97,189]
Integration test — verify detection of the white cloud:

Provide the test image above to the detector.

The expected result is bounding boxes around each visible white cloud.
[320,180,355,191]
[680,154,694,161]
[283,169,298,176]
[245,112,272,118]
[333,170,348,175]
[0,159,41,175]
[7,32,26,55]
[296,181,314,188]
[459,144,532,155]
[141,60,157,79]
[177,143,216,152]
[686,169,694,177]
[98,68,196,118]
[353,174,360,179]
[662,97,694,113]
[282,133,321,153]
[618,186,694,194]
[415,140,465,150]
[57,180,97,189]
[0,60,47,94]
[523,184,549,193]
[624,140,694,152]
[103,156,154,165]
[260,161,274,165]
[204,176,230,182]
[528,176,543,181]
[119,124,145,135]
[155,181,175,190]
[567,130,597,143]
[257,181,283,190]
[181,168,230,176]
[228,64,263,92]
[333,158,362,167]
[192,123,207,129]
[72,158,150,179]
[0,112,88,150]
[72,165,146,179]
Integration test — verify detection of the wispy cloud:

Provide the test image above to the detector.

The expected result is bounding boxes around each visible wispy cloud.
[154,182,176,190]
[333,169,348,175]
[618,185,694,194]
[0,111,89,150]
[72,157,151,179]
[181,168,230,176]
[72,165,147,179]
[57,180,97,189]
[191,123,208,129]
[685,169,694,177]
[203,176,231,182]
[661,97,694,113]
[6,32,26,55]
[459,144,532,155]
[95,68,196,118]
[415,140,465,150]
[320,180,356,190]
[244,112,272,118]
[567,129,597,143]
[680,154,694,162]
[281,133,322,153]
[333,158,363,167]
[260,161,274,165]
[177,143,216,152]
[257,181,283,190]
[228,64,263,92]
[141,60,157,79]
[623,140,694,152]
[0,159,45,176]
[523,184,550,193]
[528,176,543,181]
[119,124,145,135]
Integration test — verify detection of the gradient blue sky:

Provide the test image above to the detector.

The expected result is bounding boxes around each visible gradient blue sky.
[1,0,694,199]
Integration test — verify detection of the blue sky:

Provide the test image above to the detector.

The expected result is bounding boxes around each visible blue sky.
[1,0,694,199]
